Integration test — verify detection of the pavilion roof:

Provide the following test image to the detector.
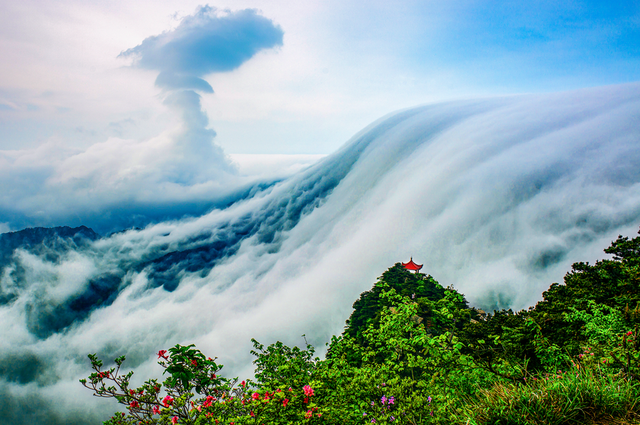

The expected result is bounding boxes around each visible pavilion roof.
[402,258,423,271]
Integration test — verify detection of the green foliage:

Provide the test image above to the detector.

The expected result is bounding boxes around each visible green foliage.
[343,264,458,344]
[82,227,640,424]
[250,337,318,389]
[82,344,324,424]
[461,362,640,425]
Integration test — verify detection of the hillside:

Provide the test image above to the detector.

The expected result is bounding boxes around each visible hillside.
[82,228,640,424]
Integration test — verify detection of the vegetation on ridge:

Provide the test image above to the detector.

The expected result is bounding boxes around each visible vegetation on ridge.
[82,228,640,424]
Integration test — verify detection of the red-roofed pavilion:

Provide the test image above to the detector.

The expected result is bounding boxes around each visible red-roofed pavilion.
[402,257,423,272]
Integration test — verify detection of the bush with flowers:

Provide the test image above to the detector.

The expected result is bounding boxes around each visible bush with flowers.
[84,229,640,424]
[81,343,325,425]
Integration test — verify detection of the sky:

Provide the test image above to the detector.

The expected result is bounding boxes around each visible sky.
[2,0,640,234]
[1,0,639,155]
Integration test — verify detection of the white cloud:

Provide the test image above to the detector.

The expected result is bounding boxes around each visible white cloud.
[2,84,640,423]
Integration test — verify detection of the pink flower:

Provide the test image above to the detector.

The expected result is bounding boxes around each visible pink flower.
[152,405,160,415]
[282,398,289,407]
[305,410,313,419]
[241,380,246,387]
[303,385,314,396]
[163,395,174,407]
[251,392,260,400]
[158,350,168,359]
[171,416,178,424]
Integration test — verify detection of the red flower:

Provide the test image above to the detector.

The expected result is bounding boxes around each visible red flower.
[152,405,160,415]
[163,395,174,407]
[252,392,260,400]
[303,385,314,396]
[157,350,168,359]
[191,359,198,366]
[282,399,289,407]
[129,400,139,409]
[203,395,216,408]
[304,397,309,404]
[241,380,246,387]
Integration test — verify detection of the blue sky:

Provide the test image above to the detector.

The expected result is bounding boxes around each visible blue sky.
[1,0,638,155]
[0,0,639,232]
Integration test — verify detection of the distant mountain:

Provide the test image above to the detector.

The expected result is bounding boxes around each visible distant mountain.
[0,226,98,292]
[0,226,99,259]
[0,226,102,332]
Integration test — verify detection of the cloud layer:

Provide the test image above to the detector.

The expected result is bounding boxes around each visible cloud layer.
[119,6,284,92]
[0,6,290,235]
[2,83,640,423]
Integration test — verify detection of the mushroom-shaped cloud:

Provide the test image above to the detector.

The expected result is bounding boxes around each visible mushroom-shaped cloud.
[119,6,284,92]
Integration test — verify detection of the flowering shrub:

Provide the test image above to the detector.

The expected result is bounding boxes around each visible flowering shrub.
[81,344,324,424]
[83,231,640,424]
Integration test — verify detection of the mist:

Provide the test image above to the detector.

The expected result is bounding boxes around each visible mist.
[2,83,640,423]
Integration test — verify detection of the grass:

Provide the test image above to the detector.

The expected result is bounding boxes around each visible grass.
[457,365,640,425]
